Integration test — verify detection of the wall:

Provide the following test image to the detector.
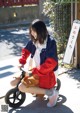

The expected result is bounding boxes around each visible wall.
[0,5,39,25]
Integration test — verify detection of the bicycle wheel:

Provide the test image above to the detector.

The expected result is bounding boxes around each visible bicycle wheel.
[5,88,26,108]
[55,78,61,91]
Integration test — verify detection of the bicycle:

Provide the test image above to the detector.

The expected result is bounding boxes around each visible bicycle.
[5,68,61,108]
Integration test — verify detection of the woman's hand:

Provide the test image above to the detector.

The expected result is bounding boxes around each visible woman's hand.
[18,64,24,69]
[22,76,39,87]
[25,72,30,77]
[33,74,39,80]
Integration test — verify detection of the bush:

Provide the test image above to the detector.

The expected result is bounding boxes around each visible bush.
[43,0,71,53]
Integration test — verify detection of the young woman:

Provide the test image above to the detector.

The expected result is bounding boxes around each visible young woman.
[11,19,59,107]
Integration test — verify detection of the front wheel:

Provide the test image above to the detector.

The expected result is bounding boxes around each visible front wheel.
[5,88,26,108]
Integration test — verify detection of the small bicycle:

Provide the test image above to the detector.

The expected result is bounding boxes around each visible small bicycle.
[5,68,61,108]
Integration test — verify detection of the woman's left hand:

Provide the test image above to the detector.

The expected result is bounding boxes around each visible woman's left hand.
[33,74,39,80]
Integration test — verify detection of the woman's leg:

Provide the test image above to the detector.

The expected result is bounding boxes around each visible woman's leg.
[18,83,47,94]
[18,83,59,107]
[47,89,59,107]
[11,79,59,107]
[10,77,20,86]
[18,83,54,96]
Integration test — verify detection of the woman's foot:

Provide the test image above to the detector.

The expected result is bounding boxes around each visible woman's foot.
[47,89,59,107]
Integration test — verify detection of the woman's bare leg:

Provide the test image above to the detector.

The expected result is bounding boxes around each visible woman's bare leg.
[11,78,54,97]
[18,83,46,94]
[18,83,53,96]
[10,77,20,86]
[18,83,59,107]
[11,79,58,107]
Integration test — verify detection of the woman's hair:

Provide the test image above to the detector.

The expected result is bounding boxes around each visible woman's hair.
[29,19,48,44]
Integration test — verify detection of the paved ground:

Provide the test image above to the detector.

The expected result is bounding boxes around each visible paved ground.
[0,26,80,113]
[0,57,80,113]
[0,27,29,61]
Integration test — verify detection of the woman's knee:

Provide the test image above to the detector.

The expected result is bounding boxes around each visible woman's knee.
[18,83,27,93]
[10,79,19,86]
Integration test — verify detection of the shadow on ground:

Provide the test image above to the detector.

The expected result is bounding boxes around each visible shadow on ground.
[67,69,80,81]
[0,65,14,78]
[66,68,80,88]
[8,94,74,113]
[0,28,29,57]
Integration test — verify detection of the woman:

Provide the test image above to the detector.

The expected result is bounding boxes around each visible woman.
[11,19,59,107]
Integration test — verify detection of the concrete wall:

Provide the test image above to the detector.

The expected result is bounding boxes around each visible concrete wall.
[38,0,45,19]
[0,5,39,24]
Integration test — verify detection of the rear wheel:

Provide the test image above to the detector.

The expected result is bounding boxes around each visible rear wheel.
[55,78,61,91]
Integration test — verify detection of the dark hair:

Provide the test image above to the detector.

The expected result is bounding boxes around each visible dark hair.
[29,19,48,44]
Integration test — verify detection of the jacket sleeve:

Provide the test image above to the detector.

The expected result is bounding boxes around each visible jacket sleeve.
[32,58,57,77]
[19,48,30,65]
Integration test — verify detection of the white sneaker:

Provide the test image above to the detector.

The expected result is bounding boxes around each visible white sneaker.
[47,89,59,107]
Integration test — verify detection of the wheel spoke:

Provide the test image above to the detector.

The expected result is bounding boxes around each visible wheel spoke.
[17,97,21,101]
[9,96,14,99]
[16,93,22,101]
[13,98,16,104]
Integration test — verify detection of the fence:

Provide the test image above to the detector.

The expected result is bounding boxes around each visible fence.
[0,0,39,7]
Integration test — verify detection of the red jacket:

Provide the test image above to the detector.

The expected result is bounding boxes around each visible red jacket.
[19,35,58,89]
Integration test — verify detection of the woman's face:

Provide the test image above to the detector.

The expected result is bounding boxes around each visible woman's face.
[31,28,37,40]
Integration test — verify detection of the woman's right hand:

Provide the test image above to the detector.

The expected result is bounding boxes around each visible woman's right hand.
[18,64,24,69]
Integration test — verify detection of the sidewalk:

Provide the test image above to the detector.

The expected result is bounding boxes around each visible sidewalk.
[0,57,80,113]
[0,57,19,98]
